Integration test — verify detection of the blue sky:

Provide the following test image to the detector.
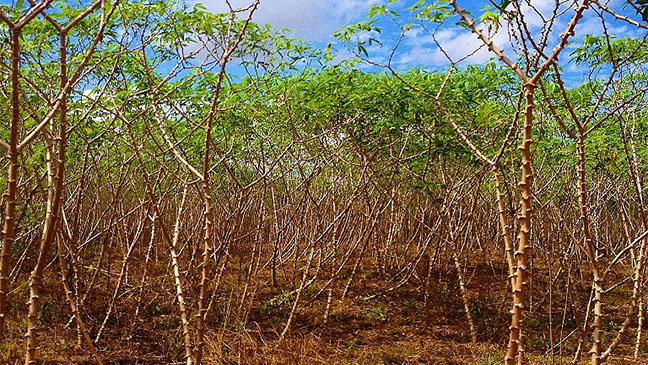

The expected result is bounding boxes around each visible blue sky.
[0,0,642,86]
[191,0,644,86]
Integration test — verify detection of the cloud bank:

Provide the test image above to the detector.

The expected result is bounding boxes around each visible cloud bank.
[188,0,379,42]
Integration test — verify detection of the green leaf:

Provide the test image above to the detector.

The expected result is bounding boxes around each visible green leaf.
[358,43,368,57]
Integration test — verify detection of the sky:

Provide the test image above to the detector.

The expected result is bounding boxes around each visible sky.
[188,0,644,85]
[0,0,641,85]
[189,0,379,43]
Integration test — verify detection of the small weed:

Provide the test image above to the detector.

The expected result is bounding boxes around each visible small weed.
[402,296,420,310]
[364,302,388,322]
[471,346,505,365]
[158,315,181,329]
[145,298,172,317]
[379,344,414,363]
[260,291,294,316]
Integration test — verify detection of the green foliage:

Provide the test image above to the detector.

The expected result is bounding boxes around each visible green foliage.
[407,1,453,23]
[629,0,648,21]
[364,302,388,322]
[260,292,294,316]
[571,35,648,67]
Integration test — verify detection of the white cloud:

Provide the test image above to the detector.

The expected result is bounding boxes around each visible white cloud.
[393,0,640,70]
[517,0,562,28]
[184,0,648,78]
[394,21,510,68]
[189,0,382,42]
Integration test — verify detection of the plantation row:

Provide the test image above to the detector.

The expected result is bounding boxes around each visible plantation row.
[1,0,648,364]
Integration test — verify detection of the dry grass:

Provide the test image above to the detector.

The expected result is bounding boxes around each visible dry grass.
[2,261,648,364]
